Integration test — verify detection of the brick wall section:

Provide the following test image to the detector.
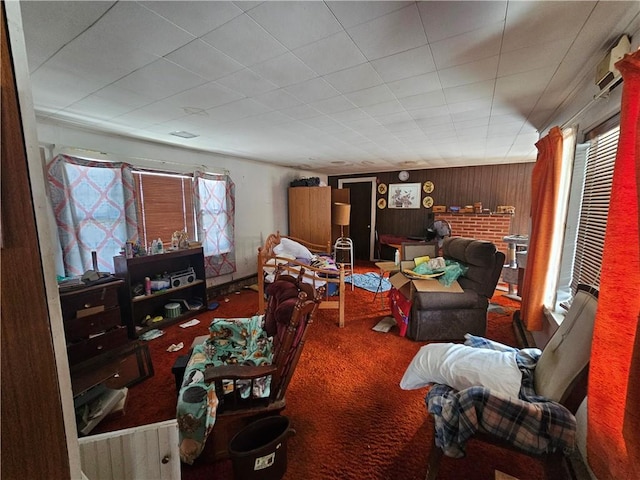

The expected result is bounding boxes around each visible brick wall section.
[435,213,512,258]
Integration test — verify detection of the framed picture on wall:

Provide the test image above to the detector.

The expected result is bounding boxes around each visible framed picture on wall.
[388,183,421,209]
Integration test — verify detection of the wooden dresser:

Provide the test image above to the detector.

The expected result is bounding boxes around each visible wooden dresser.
[59,279,128,366]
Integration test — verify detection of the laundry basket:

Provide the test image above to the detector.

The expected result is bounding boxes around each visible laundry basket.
[228,415,295,480]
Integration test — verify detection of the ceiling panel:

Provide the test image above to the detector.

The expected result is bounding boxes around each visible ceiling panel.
[18,0,640,174]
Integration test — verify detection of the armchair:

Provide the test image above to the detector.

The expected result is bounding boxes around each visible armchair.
[176,269,321,464]
[408,237,505,341]
[422,284,598,480]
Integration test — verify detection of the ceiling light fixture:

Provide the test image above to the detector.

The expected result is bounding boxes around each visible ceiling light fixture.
[170,131,199,139]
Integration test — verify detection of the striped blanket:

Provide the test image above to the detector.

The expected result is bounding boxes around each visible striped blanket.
[426,335,577,458]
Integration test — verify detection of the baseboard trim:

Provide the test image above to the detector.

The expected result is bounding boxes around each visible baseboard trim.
[206,274,258,300]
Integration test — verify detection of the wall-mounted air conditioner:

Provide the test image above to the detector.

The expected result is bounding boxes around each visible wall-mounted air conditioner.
[595,35,631,90]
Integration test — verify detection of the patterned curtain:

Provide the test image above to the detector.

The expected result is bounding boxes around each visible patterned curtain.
[194,171,236,278]
[47,154,138,276]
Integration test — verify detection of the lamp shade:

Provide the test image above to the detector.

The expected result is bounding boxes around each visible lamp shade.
[332,202,351,226]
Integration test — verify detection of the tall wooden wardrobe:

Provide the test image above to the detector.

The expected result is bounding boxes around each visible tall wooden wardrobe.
[288,186,350,249]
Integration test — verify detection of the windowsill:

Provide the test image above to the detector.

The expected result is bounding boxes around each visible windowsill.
[543,305,565,328]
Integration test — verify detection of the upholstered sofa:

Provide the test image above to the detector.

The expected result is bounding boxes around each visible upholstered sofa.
[407,237,505,341]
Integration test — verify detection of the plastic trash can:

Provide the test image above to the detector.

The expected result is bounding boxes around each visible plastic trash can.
[228,415,295,480]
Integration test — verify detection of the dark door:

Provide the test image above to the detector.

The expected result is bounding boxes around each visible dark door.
[348,181,373,260]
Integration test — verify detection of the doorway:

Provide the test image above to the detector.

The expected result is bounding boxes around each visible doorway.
[338,177,376,261]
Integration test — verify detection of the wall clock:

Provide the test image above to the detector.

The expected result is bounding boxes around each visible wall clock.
[378,183,387,195]
[423,181,434,194]
[422,196,434,208]
[398,170,410,181]
[377,198,386,209]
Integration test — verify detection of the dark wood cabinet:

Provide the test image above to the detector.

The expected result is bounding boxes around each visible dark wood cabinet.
[59,279,128,366]
[114,247,208,338]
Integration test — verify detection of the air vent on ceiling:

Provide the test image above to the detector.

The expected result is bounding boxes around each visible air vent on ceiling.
[595,34,631,90]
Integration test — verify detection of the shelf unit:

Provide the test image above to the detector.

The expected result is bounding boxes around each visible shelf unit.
[114,248,208,338]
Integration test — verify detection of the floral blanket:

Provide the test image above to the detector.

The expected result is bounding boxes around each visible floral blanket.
[176,315,273,464]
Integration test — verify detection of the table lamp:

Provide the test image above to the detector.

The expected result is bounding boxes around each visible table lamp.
[333,202,351,239]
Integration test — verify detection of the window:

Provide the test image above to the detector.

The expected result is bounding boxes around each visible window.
[48,155,236,278]
[133,171,195,250]
[556,121,618,308]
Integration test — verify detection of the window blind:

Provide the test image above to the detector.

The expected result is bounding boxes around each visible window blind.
[570,125,618,294]
[133,171,195,249]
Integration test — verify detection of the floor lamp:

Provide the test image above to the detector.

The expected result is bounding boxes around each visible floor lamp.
[332,202,354,289]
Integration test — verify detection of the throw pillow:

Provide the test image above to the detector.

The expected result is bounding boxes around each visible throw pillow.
[399,342,522,398]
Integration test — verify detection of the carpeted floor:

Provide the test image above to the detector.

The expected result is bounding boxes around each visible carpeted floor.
[92,262,543,480]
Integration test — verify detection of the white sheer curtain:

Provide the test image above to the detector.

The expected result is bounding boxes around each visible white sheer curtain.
[194,171,236,278]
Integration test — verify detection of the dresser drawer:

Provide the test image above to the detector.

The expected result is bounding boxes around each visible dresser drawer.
[64,307,122,342]
[67,326,128,365]
[60,283,121,322]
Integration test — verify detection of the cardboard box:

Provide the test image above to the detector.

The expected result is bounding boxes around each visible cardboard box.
[389,261,463,300]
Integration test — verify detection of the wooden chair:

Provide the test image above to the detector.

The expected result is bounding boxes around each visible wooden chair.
[196,269,321,462]
[425,284,598,480]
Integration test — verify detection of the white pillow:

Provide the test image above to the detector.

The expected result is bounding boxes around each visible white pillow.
[399,343,522,398]
[273,237,313,259]
[262,253,296,275]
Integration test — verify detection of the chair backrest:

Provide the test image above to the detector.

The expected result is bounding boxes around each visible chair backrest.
[262,270,320,401]
[534,285,598,412]
[442,237,505,298]
[401,242,438,261]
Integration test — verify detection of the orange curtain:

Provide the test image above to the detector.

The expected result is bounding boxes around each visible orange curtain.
[520,126,563,331]
[587,50,640,480]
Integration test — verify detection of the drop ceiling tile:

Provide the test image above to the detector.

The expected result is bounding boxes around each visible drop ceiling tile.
[502,1,593,52]
[414,113,453,129]
[498,37,573,78]
[344,85,397,107]
[387,72,441,98]
[330,108,371,123]
[293,32,367,76]
[140,1,243,37]
[397,90,447,111]
[370,45,436,83]
[251,52,318,88]
[19,0,114,73]
[91,2,195,57]
[205,98,273,125]
[63,95,139,120]
[248,2,342,49]
[164,82,245,110]
[279,104,323,121]
[283,77,341,103]
[309,96,358,115]
[438,56,499,89]
[418,1,507,43]
[326,1,411,28]
[30,65,99,110]
[37,33,154,89]
[323,63,383,94]
[165,40,244,81]
[360,99,406,117]
[253,89,303,110]
[216,68,278,97]
[201,14,287,67]
[347,4,427,61]
[430,21,504,69]
[494,66,555,99]
[113,59,207,100]
[443,79,495,104]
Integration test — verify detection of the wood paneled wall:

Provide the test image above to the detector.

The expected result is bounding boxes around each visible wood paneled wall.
[329,162,534,239]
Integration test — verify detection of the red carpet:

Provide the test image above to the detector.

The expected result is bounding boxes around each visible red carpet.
[94,262,544,480]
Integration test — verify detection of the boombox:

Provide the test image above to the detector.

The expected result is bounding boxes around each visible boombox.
[170,267,196,288]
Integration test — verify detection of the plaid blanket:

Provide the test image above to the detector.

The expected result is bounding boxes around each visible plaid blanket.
[426,334,577,458]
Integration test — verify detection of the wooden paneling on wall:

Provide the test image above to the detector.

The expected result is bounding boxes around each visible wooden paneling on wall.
[329,162,534,239]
